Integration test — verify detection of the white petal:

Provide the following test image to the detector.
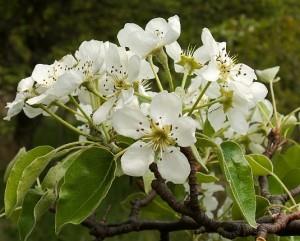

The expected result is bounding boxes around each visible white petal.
[201,59,220,82]
[105,43,121,70]
[203,195,218,212]
[75,40,105,71]
[208,103,226,131]
[77,87,91,105]
[165,41,181,62]
[23,105,43,118]
[193,45,210,64]
[250,82,268,102]
[120,88,134,104]
[138,59,158,80]
[201,28,218,56]
[93,97,116,125]
[227,108,249,134]
[4,94,25,120]
[31,64,51,84]
[145,17,169,37]
[112,107,151,139]
[158,147,190,184]
[117,23,157,57]
[121,141,154,177]
[26,93,55,105]
[171,116,198,147]
[54,70,83,95]
[232,63,256,85]
[17,77,34,92]
[162,15,181,45]
[128,55,141,82]
[150,92,182,125]
[76,104,93,122]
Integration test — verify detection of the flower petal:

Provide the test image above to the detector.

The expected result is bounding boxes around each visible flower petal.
[121,141,154,177]
[17,77,34,92]
[165,41,181,62]
[208,103,226,131]
[112,106,151,139]
[117,23,157,57]
[158,147,190,184]
[128,55,141,82]
[150,92,182,125]
[171,116,198,147]
[232,63,256,85]
[201,59,220,82]
[227,108,249,134]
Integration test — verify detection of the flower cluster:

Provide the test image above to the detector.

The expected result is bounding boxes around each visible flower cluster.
[5,15,272,184]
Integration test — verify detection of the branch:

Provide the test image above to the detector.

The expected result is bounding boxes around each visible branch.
[181,147,200,211]
[259,128,284,200]
[257,211,300,240]
[129,189,156,221]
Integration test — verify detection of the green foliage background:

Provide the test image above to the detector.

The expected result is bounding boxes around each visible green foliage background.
[0,0,300,240]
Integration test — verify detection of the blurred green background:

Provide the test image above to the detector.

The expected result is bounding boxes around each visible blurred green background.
[0,0,300,240]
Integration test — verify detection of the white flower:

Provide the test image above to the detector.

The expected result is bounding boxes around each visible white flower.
[31,54,77,92]
[166,41,209,74]
[117,15,180,57]
[4,77,43,120]
[27,54,79,105]
[201,182,224,218]
[74,40,106,83]
[112,92,198,184]
[200,28,256,87]
[207,87,251,134]
[92,43,155,125]
[27,70,82,105]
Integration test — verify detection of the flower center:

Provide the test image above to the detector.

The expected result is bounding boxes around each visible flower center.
[216,52,236,81]
[143,121,175,151]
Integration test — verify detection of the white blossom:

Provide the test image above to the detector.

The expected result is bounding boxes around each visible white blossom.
[117,15,180,57]
[112,92,198,184]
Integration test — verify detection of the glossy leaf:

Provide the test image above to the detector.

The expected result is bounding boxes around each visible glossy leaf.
[5,146,53,217]
[4,147,26,182]
[246,154,273,176]
[232,195,269,220]
[16,147,56,208]
[191,144,208,172]
[41,150,84,190]
[55,147,115,232]
[220,141,257,227]
[196,172,219,183]
[18,190,55,241]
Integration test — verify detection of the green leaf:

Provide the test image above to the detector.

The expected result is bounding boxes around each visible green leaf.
[191,144,208,172]
[196,172,219,183]
[246,154,273,176]
[55,147,115,232]
[143,170,155,194]
[203,119,215,137]
[232,195,269,220]
[41,149,84,190]
[18,190,55,241]
[4,147,26,182]
[197,138,257,227]
[5,146,53,217]
[16,147,56,208]
[220,141,257,227]
[283,168,300,190]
